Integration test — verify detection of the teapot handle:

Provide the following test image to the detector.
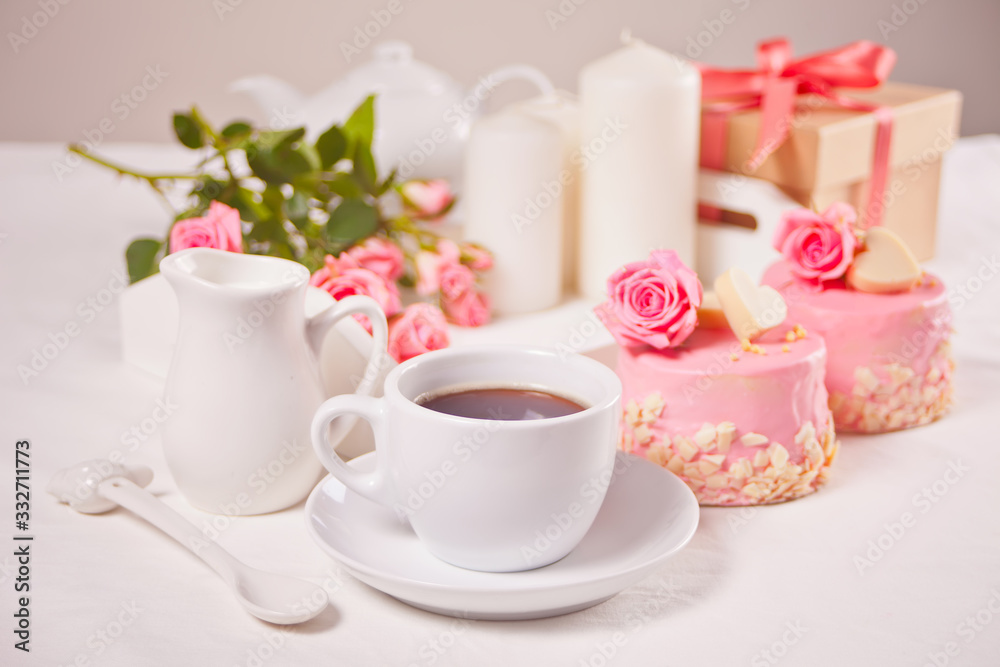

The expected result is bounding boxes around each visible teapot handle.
[484,64,556,99]
[304,295,390,448]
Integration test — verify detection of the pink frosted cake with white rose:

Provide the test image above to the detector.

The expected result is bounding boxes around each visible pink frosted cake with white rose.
[761,203,953,433]
[596,250,838,506]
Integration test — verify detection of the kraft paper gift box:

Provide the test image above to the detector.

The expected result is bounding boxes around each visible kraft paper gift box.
[703,82,962,260]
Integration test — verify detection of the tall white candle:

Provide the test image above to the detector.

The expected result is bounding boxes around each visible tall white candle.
[463,108,564,315]
[577,36,700,299]
[511,92,581,294]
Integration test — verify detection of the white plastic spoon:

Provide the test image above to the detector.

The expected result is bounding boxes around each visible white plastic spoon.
[48,460,328,625]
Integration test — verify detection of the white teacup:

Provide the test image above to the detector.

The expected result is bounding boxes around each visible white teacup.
[311,345,622,572]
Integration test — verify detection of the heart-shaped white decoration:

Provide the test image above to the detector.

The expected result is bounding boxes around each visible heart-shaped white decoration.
[847,227,921,294]
[714,268,787,341]
[696,291,729,329]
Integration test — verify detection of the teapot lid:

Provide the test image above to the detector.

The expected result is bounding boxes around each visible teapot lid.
[342,41,460,97]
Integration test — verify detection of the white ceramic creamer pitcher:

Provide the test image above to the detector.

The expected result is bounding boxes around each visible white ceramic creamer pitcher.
[158,248,388,515]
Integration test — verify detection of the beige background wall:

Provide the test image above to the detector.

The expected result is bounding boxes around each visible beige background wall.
[1,0,997,143]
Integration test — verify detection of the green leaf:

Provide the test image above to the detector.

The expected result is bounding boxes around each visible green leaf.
[326,198,378,244]
[221,121,252,141]
[315,124,347,169]
[258,127,306,150]
[261,183,285,211]
[172,113,204,149]
[324,172,364,199]
[266,240,296,260]
[342,96,375,147]
[286,191,311,230]
[125,238,163,283]
[291,172,321,197]
[289,144,321,173]
[302,252,325,273]
[247,214,288,245]
[352,142,378,194]
[245,146,282,184]
[247,145,312,185]
[279,149,313,180]
[376,168,398,196]
[228,187,268,223]
[192,176,229,205]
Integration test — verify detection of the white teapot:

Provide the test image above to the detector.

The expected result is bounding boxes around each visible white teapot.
[231,40,554,188]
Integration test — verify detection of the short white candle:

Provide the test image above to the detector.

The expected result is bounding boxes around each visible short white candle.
[511,92,581,294]
[463,108,564,315]
[577,35,700,299]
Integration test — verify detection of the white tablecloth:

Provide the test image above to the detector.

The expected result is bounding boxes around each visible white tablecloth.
[2,137,999,666]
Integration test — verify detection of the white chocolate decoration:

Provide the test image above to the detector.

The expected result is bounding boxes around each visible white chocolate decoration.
[847,227,921,294]
[714,268,787,341]
[696,291,729,329]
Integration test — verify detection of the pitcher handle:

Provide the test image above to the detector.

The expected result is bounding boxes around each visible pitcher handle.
[305,295,389,448]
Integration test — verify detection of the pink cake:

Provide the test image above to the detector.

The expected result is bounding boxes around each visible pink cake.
[762,260,953,433]
[616,327,838,506]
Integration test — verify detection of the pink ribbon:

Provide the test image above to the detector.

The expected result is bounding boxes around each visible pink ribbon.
[697,39,897,227]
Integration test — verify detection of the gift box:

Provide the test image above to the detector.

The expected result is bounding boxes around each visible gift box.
[697,40,962,261]
[705,83,961,260]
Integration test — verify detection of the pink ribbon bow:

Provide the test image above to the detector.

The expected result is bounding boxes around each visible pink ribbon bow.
[698,38,897,227]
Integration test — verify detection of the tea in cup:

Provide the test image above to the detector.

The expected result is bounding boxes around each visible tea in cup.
[311,345,621,572]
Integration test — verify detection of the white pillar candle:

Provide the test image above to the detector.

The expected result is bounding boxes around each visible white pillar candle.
[511,92,581,294]
[463,108,564,316]
[577,36,700,299]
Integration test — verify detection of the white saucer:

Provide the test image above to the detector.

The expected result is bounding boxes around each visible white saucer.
[305,451,700,621]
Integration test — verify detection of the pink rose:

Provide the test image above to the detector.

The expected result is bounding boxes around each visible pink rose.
[436,238,461,264]
[439,263,476,302]
[169,201,244,253]
[319,250,367,276]
[310,255,401,333]
[460,242,493,271]
[415,250,443,296]
[388,303,450,362]
[414,239,461,297]
[345,237,405,282]
[401,179,455,222]
[411,238,490,326]
[595,249,702,350]
[442,289,491,327]
[772,202,859,283]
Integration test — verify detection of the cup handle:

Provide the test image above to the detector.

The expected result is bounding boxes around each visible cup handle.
[311,394,394,507]
[305,295,390,448]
